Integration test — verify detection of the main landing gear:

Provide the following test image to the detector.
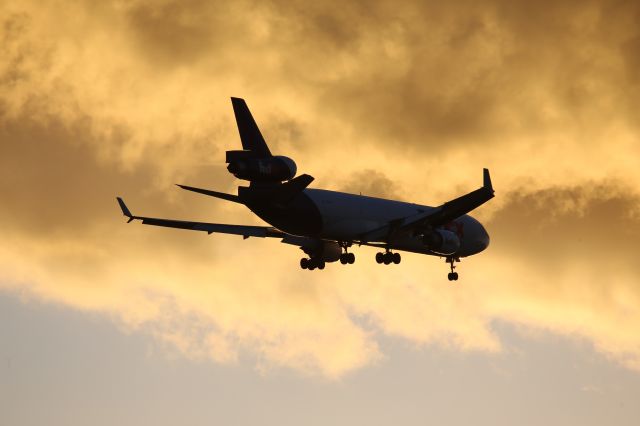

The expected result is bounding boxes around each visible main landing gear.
[339,242,355,265]
[340,252,355,264]
[300,257,325,270]
[375,249,401,265]
[446,256,459,281]
[301,242,355,271]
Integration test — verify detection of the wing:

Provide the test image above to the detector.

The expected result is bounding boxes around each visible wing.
[420,168,494,227]
[359,168,494,242]
[116,197,284,239]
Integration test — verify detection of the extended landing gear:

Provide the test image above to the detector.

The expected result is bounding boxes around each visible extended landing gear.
[446,256,459,281]
[375,250,401,265]
[339,242,355,265]
[340,252,355,264]
[300,257,325,270]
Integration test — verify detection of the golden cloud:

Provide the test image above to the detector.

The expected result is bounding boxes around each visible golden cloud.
[2,0,640,377]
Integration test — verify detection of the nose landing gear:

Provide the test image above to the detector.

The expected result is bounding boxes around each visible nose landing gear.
[446,256,459,281]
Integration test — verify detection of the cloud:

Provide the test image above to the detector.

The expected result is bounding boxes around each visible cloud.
[480,184,640,370]
[2,0,640,378]
[339,169,403,199]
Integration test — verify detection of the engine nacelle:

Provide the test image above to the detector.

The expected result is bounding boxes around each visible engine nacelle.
[423,229,461,255]
[226,152,297,182]
[303,241,342,262]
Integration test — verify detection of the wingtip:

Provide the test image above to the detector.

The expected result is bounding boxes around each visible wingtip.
[116,196,133,219]
[483,168,494,193]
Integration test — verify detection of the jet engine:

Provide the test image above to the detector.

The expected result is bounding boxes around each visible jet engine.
[423,229,461,255]
[226,151,297,182]
[302,241,342,262]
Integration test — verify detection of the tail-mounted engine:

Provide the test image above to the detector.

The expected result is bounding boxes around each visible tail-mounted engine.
[226,150,297,182]
[423,229,461,255]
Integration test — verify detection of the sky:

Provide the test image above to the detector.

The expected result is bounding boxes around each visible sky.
[1,0,640,424]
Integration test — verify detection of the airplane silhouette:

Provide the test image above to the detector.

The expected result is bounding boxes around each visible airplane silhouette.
[118,98,494,281]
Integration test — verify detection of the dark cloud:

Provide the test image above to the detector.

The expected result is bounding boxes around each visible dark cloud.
[287,0,640,151]
[0,116,233,265]
[339,169,403,199]
[124,0,235,66]
[488,183,640,275]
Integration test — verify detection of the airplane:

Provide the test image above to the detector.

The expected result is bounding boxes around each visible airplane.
[117,97,494,281]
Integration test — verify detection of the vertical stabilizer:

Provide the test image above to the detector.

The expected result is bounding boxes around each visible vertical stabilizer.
[230,97,272,157]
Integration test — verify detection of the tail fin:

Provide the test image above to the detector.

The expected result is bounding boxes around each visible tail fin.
[231,97,272,157]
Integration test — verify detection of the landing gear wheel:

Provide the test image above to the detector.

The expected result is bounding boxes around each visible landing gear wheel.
[446,257,460,281]
[340,254,348,265]
[347,253,355,264]
[317,260,325,270]
[300,258,309,269]
[383,252,392,265]
[375,252,384,264]
[307,258,317,270]
[392,252,401,264]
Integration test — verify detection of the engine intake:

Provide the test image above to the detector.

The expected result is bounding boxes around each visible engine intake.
[226,151,297,182]
[423,229,460,255]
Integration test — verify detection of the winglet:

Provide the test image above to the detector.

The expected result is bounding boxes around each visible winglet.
[483,168,494,194]
[116,197,135,223]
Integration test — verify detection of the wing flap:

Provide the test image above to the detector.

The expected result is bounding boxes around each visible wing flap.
[116,197,283,238]
[138,217,281,238]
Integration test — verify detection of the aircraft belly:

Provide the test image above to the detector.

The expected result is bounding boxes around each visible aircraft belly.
[389,237,434,255]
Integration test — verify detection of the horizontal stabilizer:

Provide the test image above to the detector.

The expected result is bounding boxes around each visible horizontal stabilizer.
[176,184,242,204]
[271,174,314,205]
[231,97,271,157]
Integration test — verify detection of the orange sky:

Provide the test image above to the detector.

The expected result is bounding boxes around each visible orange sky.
[2,0,640,424]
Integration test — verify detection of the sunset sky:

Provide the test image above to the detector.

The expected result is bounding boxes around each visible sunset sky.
[2,0,640,424]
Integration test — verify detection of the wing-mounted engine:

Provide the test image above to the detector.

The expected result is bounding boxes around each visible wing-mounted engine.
[226,150,297,182]
[423,229,461,255]
[300,240,342,262]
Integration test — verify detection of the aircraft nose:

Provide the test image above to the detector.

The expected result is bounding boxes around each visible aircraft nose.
[477,224,490,252]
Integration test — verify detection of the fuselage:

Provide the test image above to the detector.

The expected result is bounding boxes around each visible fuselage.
[245,188,490,258]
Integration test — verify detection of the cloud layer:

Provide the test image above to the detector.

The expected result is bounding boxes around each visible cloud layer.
[2,0,640,377]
